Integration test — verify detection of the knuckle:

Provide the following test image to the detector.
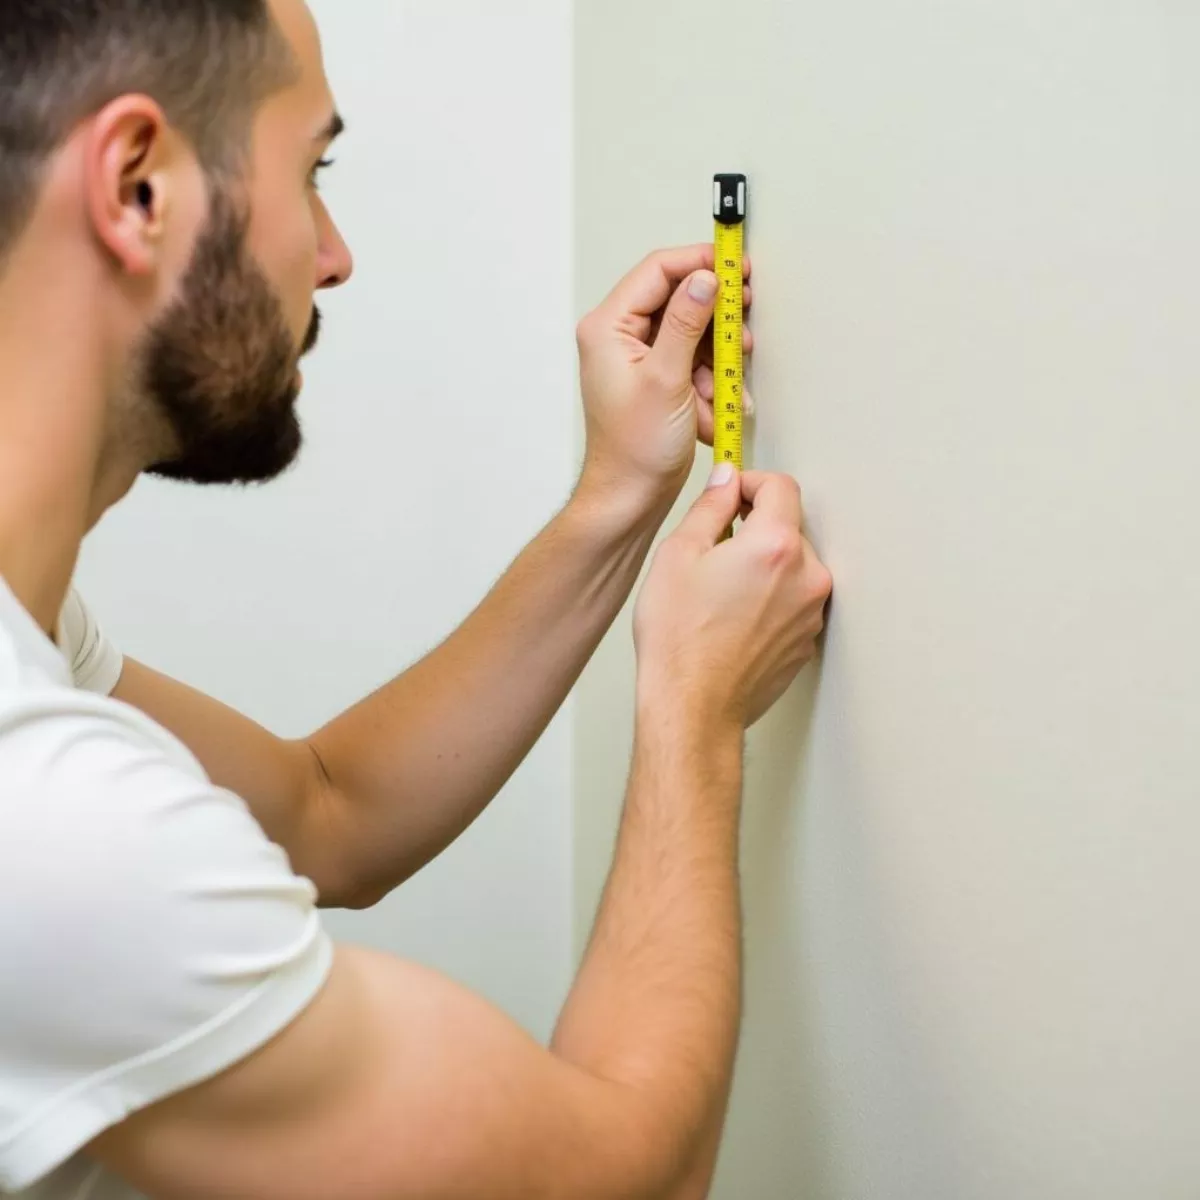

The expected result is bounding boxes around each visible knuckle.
[762,527,803,567]
[639,249,667,278]
[650,246,691,271]
[775,473,802,502]
[810,559,834,600]
[784,530,830,591]
[807,604,828,638]
[664,303,705,339]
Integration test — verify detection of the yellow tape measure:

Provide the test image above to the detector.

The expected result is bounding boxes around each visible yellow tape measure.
[713,173,747,472]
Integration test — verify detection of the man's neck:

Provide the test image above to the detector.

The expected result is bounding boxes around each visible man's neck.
[0,272,140,634]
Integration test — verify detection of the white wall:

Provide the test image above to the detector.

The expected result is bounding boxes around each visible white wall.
[79,0,575,1040]
[576,2,1200,1197]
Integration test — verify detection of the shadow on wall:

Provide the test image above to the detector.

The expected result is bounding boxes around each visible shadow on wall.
[713,602,985,1199]
[714,654,840,1197]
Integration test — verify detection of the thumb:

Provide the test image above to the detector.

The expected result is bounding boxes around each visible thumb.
[674,463,742,548]
[649,270,719,383]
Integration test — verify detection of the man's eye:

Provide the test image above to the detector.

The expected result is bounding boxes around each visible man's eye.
[309,158,336,188]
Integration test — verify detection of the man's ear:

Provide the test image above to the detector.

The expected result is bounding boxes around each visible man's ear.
[82,95,182,277]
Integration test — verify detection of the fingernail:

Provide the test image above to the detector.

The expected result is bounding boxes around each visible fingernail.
[689,271,718,303]
[707,462,735,489]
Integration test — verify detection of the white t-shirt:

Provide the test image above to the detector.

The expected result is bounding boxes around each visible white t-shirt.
[0,578,334,1199]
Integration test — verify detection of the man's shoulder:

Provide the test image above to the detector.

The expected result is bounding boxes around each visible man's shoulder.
[0,671,205,794]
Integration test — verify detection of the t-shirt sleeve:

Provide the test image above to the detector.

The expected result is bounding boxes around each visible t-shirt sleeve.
[0,693,334,1193]
[55,590,124,697]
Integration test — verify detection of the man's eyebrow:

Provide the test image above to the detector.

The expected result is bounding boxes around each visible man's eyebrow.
[315,113,345,145]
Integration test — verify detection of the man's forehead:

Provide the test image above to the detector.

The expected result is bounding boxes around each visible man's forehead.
[258,0,338,139]
[267,0,321,53]
[266,0,333,109]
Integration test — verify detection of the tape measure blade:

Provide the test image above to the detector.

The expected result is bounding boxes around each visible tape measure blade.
[712,218,745,473]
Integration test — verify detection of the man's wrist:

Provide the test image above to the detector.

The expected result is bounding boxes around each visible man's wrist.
[635,675,744,760]
[632,687,745,829]
[572,457,685,538]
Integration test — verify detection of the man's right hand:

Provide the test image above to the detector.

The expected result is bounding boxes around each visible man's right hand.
[634,465,833,728]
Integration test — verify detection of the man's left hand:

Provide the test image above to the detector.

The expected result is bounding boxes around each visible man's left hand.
[575,244,754,511]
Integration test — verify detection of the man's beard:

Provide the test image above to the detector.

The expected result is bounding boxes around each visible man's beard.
[140,189,320,486]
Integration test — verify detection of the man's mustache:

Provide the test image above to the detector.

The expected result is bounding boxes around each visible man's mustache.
[301,307,322,356]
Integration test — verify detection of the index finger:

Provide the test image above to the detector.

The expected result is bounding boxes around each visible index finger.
[599,245,754,320]
[740,471,804,531]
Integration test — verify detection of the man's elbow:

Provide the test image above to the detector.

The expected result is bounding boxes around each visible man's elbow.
[318,877,389,911]
[290,745,386,911]
[573,1081,718,1200]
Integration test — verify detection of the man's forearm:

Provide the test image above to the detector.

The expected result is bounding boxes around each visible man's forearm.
[551,696,744,1195]
[308,481,672,905]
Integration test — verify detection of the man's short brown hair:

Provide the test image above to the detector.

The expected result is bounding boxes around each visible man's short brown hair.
[0,0,295,262]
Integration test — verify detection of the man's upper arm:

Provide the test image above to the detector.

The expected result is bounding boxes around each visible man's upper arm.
[59,588,348,902]
[67,591,498,913]
[112,659,337,886]
[0,697,333,1192]
[91,946,673,1200]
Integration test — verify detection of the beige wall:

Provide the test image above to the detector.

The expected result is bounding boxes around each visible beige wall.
[574,2,1200,1196]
